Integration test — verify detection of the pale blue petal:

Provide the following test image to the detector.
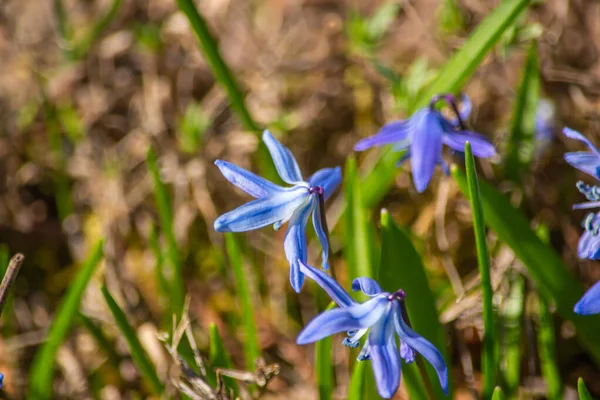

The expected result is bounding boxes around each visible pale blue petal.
[296,295,389,344]
[351,277,384,296]
[215,160,283,198]
[565,152,600,178]
[299,261,355,307]
[575,281,600,315]
[354,118,414,151]
[411,110,444,193]
[442,131,496,158]
[394,305,449,394]
[311,200,330,270]
[214,187,308,232]
[446,93,472,127]
[263,130,303,184]
[284,200,314,292]
[368,303,401,399]
[307,167,342,200]
[563,127,600,156]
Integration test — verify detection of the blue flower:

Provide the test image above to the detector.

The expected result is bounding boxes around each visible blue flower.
[214,130,341,292]
[0,372,3,389]
[564,127,600,180]
[354,94,496,193]
[296,262,448,398]
[575,281,600,315]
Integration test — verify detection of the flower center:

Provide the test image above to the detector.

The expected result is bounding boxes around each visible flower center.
[429,93,466,130]
[584,213,600,236]
[388,289,406,301]
[308,185,324,196]
[577,181,600,202]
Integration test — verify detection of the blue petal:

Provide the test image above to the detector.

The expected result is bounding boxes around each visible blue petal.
[0,372,3,389]
[563,127,600,155]
[368,302,401,399]
[215,160,283,198]
[296,295,389,344]
[565,152,600,179]
[442,131,496,158]
[263,130,303,184]
[446,93,472,127]
[354,119,413,151]
[299,261,355,307]
[311,200,330,270]
[307,167,342,200]
[411,110,444,193]
[351,277,384,296]
[394,304,449,395]
[575,281,600,315]
[579,231,600,260]
[284,200,314,292]
[214,187,308,232]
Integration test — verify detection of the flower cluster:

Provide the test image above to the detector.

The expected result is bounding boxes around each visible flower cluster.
[213,94,494,397]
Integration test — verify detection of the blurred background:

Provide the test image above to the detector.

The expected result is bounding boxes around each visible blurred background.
[1,0,600,398]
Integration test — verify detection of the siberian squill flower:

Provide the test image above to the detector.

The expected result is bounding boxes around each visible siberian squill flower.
[296,262,448,398]
[354,94,496,192]
[0,373,3,389]
[214,130,341,293]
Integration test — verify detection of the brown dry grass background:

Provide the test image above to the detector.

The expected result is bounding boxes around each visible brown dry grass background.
[1,0,600,398]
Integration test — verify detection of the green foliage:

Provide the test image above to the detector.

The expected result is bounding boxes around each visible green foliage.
[78,312,121,369]
[535,294,562,399]
[315,302,336,400]
[28,241,104,399]
[178,102,211,154]
[347,1,401,55]
[209,323,239,393]
[347,359,368,400]
[378,210,450,398]
[492,386,507,400]
[101,286,164,395]
[500,272,525,396]
[438,0,465,34]
[464,142,496,397]
[578,378,593,400]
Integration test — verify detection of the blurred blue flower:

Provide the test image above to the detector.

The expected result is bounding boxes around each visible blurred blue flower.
[0,373,3,389]
[575,281,600,315]
[214,130,341,292]
[354,94,496,192]
[296,262,448,398]
[534,99,555,153]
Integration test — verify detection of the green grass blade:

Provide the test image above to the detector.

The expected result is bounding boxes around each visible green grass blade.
[209,323,238,393]
[535,294,562,399]
[347,359,368,400]
[500,272,524,396]
[464,142,496,397]
[315,302,336,400]
[146,148,185,316]
[378,209,450,398]
[175,0,258,133]
[72,0,121,59]
[492,386,507,400]
[147,223,169,307]
[78,312,121,368]
[505,41,540,181]
[578,378,593,400]
[101,286,164,395]
[224,233,259,371]
[451,167,600,363]
[28,241,104,399]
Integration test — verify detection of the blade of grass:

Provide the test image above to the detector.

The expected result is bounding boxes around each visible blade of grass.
[535,293,562,399]
[101,286,164,395]
[147,223,169,308]
[492,386,507,400]
[505,40,540,181]
[224,233,259,371]
[500,271,524,396]
[146,148,185,317]
[347,359,367,400]
[72,0,121,59]
[28,240,104,399]
[451,167,600,363]
[77,312,121,369]
[578,378,593,400]
[315,302,336,400]
[464,142,496,398]
[208,323,239,394]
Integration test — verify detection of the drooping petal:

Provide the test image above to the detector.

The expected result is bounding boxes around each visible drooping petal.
[354,119,414,151]
[214,187,308,232]
[563,127,600,156]
[411,110,444,193]
[263,130,304,184]
[579,231,600,259]
[284,200,314,292]
[296,295,389,344]
[307,167,342,200]
[575,281,600,315]
[442,131,496,158]
[311,199,330,270]
[215,160,283,198]
[394,305,449,395]
[299,261,355,307]
[351,277,384,296]
[565,152,600,179]
[368,303,401,399]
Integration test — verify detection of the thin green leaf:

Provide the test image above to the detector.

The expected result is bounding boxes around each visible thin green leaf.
[72,0,121,59]
[146,148,185,316]
[578,378,593,400]
[464,142,496,397]
[347,359,368,400]
[101,286,164,395]
[209,323,238,393]
[505,41,540,181]
[28,241,104,399]
[224,233,259,371]
[315,302,336,400]
[535,294,562,399]
[492,386,507,400]
[378,209,451,398]
[147,223,169,308]
[500,272,525,396]
[451,166,600,363]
